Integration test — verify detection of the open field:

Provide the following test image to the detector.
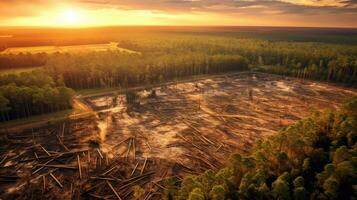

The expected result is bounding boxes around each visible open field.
[0,42,138,55]
[0,66,41,75]
[0,72,356,199]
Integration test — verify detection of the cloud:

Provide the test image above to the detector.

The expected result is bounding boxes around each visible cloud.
[0,0,55,19]
[75,0,357,14]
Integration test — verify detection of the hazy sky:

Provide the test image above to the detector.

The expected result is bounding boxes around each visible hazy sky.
[1,0,357,27]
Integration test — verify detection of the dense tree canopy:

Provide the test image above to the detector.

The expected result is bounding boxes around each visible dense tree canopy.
[0,70,74,122]
[42,35,357,89]
[0,53,46,70]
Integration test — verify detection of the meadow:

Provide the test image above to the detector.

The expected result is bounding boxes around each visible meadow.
[0,42,138,55]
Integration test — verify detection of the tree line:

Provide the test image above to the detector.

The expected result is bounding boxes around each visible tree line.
[160,96,357,200]
[44,52,249,89]
[1,33,357,121]
[0,70,74,122]
[45,35,357,89]
[0,53,47,70]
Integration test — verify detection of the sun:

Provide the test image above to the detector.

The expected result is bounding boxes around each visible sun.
[62,9,80,24]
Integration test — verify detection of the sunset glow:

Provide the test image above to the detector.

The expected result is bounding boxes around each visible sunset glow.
[0,0,357,27]
[62,9,81,24]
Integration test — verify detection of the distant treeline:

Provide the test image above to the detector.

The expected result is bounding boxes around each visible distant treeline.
[0,53,47,70]
[45,52,249,89]
[160,96,357,200]
[117,36,357,85]
[42,36,357,89]
[0,70,74,122]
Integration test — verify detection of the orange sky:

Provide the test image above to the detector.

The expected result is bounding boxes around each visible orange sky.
[0,0,357,28]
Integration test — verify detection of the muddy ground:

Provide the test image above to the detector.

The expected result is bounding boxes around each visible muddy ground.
[0,72,356,199]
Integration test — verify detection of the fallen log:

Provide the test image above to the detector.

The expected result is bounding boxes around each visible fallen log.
[120,172,155,190]
[36,164,78,170]
[40,145,51,156]
[184,154,218,170]
[112,137,132,149]
[0,154,8,165]
[102,166,117,176]
[20,149,90,162]
[90,177,118,181]
[88,193,113,199]
[42,175,46,191]
[77,155,82,179]
[50,172,63,189]
[125,139,132,159]
[97,149,104,159]
[130,162,139,177]
[141,157,148,175]
[106,180,122,200]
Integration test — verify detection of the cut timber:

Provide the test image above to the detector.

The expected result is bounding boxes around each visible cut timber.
[125,139,132,159]
[32,157,57,174]
[152,181,166,190]
[36,164,78,170]
[50,172,63,189]
[97,149,104,159]
[0,154,8,165]
[90,177,118,181]
[120,172,155,190]
[112,137,132,148]
[62,123,65,138]
[20,149,90,162]
[182,119,215,145]
[87,150,91,163]
[42,175,46,191]
[133,138,136,160]
[146,141,152,151]
[88,193,113,199]
[77,155,82,179]
[143,190,152,200]
[57,135,70,152]
[184,154,218,170]
[130,162,139,177]
[141,157,148,175]
[40,145,51,156]
[106,180,122,200]
[102,166,117,176]
[177,134,204,152]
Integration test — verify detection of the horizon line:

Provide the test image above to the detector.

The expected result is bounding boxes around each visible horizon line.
[1,25,357,30]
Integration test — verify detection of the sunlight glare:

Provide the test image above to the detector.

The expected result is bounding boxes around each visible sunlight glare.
[62,9,80,24]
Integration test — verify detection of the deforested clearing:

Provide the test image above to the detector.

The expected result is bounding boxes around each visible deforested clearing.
[1,72,355,199]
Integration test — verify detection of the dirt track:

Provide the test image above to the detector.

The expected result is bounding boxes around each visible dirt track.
[1,72,356,199]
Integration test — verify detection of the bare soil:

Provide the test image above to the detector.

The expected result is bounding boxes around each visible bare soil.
[1,72,356,199]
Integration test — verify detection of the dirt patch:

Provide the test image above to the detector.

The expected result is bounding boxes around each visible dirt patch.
[1,73,356,199]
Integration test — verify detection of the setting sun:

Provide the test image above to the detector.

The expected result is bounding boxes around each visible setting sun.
[63,10,80,24]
